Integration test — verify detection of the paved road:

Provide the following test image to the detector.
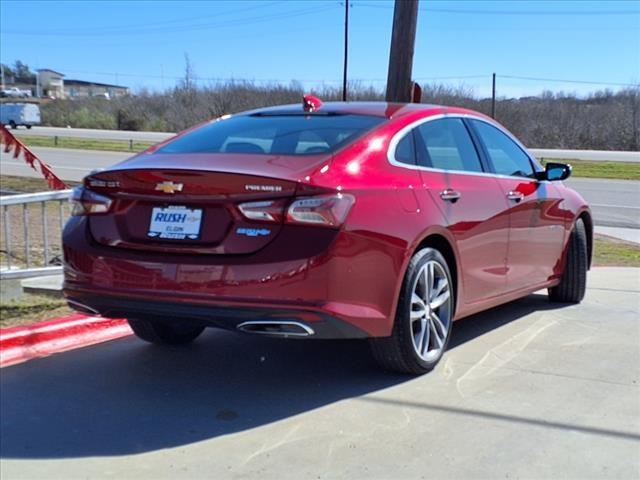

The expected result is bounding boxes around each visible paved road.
[1,267,638,479]
[12,127,640,162]
[567,177,640,229]
[1,147,638,228]
[0,147,130,182]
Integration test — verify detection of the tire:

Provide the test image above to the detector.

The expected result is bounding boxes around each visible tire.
[370,248,454,374]
[26,125,32,129]
[9,121,16,129]
[549,219,588,303]
[127,318,205,345]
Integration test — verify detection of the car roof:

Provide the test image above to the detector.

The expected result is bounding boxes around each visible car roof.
[243,101,478,120]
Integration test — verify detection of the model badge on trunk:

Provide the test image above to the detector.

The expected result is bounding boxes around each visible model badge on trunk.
[155,181,184,194]
[245,184,282,192]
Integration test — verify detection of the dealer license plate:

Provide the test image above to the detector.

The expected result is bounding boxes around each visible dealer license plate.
[148,206,203,240]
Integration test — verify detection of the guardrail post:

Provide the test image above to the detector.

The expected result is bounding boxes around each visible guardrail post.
[3,205,11,269]
[129,139,133,151]
[59,200,65,233]
[54,135,58,147]
[42,201,49,265]
[23,204,30,269]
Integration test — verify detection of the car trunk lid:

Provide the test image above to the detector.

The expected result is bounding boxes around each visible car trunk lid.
[85,152,331,255]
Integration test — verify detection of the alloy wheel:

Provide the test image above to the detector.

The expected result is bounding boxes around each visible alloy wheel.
[409,260,452,361]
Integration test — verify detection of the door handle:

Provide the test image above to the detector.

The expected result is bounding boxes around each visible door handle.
[506,191,524,202]
[440,189,461,202]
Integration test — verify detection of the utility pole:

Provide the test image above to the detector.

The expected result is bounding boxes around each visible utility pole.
[491,73,496,118]
[385,0,419,102]
[342,1,349,101]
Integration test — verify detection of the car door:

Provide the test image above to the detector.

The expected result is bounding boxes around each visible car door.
[468,119,566,290]
[413,117,510,307]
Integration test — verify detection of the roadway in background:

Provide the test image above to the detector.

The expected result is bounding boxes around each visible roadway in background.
[12,126,640,163]
[1,147,638,229]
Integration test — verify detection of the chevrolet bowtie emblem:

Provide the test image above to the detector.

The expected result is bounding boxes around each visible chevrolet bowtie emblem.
[155,181,184,194]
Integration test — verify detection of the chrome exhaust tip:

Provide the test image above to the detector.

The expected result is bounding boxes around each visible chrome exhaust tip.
[236,320,314,337]
[66,299,100,315]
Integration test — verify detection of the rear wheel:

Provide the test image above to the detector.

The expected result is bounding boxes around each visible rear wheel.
[549,219,588,303]
[127,318,205,345]
[370,248,454,374]
[9,121,16,129]
[26,125,32,129]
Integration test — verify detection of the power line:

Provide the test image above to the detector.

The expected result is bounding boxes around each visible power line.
[3,1,285,34]
[499,75,638,87]
[358,2,640,15]
[52,69,635,89]
[2,4,339,36]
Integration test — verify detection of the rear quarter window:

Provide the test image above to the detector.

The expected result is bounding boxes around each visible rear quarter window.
[158,114,385,156]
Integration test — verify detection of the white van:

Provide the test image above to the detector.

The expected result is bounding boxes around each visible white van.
[0,103,41,129]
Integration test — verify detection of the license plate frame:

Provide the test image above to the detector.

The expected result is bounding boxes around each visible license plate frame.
[148,205,203,240]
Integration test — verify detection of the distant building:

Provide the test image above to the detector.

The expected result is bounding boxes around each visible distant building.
[64,79,129,99]
[37,69,65,98]
[35,68,129,99]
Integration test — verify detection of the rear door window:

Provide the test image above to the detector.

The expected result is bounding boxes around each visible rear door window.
[414,118,484,172]
[158,114,385,156]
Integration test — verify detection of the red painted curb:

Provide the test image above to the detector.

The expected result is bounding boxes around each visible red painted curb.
[0,314,132,367]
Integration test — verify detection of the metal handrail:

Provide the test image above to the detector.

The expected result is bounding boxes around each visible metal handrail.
[1,189,73,279]
[0,189,73,206]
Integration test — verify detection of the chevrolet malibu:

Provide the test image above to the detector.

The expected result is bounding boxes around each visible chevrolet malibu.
[63,98,592,374]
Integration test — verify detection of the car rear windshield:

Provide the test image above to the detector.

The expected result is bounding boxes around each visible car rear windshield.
[157,114,385,156]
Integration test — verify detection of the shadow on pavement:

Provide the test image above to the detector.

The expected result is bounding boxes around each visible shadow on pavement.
[0,293,568,459]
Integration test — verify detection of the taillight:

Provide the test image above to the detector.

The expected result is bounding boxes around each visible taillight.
[287,193,355,227]
[238,194,355,228]
[70,186,112,216]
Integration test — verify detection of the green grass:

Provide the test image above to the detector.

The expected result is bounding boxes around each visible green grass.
[0,174,80,193]
[14,134,155,153]
[541,158,640,180]
[593,234,640,267]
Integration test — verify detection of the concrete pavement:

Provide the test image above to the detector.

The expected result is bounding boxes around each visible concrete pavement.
[1,267,639,479]
[595,226,640,244]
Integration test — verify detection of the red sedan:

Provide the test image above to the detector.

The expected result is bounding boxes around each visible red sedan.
[63,98,592,374]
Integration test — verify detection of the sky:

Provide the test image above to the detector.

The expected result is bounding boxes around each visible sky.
[0,0,639,99]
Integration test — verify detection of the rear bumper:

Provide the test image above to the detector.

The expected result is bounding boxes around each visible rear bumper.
[64,290,368,339]
[62,216,408,338]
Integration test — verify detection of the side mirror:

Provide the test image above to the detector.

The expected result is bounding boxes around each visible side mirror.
[540,162,572,181]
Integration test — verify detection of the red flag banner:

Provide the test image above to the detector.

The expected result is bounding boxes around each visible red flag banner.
[0,123,69,190]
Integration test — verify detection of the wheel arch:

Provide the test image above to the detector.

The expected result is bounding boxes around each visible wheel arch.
[577,209,593,269]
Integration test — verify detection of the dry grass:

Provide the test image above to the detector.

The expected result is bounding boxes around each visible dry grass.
[0,175,75,270]
[1,174,79,193]
[0,293,72,328]
[0,200,69,270]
